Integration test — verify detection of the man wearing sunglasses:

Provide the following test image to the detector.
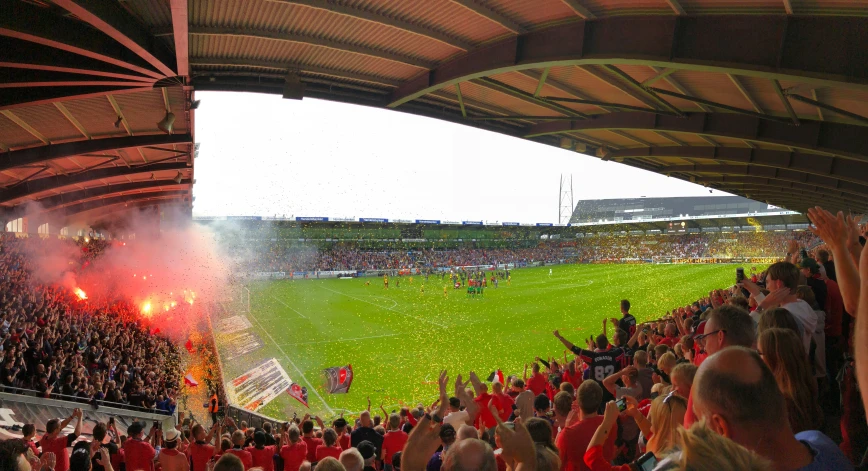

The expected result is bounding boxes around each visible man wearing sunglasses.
[684,304,754,428]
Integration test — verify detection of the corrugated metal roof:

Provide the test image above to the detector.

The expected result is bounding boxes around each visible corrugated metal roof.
[191,35,419,81]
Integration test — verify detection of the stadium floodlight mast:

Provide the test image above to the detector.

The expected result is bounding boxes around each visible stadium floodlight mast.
[558,174,574,226]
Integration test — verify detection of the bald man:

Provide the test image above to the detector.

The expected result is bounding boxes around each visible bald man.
[441,439,497,471]
[351,411,383,455]
[693,346,851,471]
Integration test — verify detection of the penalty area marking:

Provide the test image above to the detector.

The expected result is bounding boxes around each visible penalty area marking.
[270,294,308,319]
[317,284,447,329]
[245,303,334,415]
[360,295,399,310]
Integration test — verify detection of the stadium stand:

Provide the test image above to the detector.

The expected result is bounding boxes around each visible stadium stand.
[2,0,868,469]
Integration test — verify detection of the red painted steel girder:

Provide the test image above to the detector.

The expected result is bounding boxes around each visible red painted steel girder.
[8,180,192,219]
[390,15,868,107]
[0,134,193,173]
[0,161,190,205]
[39,190,190,219]
[525,113,868,162]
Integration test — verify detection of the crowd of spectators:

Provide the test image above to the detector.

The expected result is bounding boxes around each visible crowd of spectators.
[0,234,181,413]
[241,230,819,273]
[2,210,867,471]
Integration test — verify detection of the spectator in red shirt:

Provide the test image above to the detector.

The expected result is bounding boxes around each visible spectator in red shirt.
[332,419,350,450]
[22,423,39,457]
[556,380,616,471]
[40,408,82,471]
[300,417,324,462]
[214,453,244,471]
[279,426,307,471]
[123,421,156,471]
[380,415,408,470]
[315,429,342,462]
[657,323,679,349]
[469,372,497,429]
[491,382,515,421]
[246,431,276,471]
[186,423,219,471]
[225,431,253,470]
[524,362,548,397]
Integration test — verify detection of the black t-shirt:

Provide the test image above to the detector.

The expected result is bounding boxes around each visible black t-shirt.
[572,346,625,383]
[92,441,119,471]
[618,314,637,337]
[350,426,384,453]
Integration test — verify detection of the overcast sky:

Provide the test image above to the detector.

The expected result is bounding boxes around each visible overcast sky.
[192,92,724,223]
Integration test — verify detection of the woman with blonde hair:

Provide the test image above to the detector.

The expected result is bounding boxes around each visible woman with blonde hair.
[584,393,688,471]
[758,328,823,433]
[658,421,772,471]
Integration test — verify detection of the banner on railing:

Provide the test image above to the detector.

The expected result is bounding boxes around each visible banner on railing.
[214,315,252,335]
[219,331,263,361]
[228,358,292,412]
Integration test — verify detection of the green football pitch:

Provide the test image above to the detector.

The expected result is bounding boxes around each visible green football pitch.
[219,263,744,419]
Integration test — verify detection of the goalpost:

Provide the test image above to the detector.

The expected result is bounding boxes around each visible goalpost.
[240,286,250,313]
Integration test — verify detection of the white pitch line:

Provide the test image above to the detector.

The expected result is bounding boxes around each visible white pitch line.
[277,333,400,347]
[318,284,447,328]
[270,294,308,319]
[246,307,334,415]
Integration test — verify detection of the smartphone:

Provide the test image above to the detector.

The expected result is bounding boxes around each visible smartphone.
[736,267,745,283]
[635,452,658,471]
[109,417,115,425]
[642,327,649,333]
[153,421,161,430]
[800,248,808,259]
[615,398,627,412]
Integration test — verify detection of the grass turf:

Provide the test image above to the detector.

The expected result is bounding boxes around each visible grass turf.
[217,263,744,419]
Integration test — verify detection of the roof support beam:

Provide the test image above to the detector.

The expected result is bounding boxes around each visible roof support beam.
[24,180,191,214]
[580,65,677,114]
[559,0,596,19]
[785,94,868,125]
[703,178,868,200]
[266,0,474,50]
[543,97,677,116]
[455,84,467,118]
[471,77,590,118]
[641,68,676,87]
[772,79,800,126]
[727,74,764,114]
[0,86,156,111]
[1,110,49,144]
[647,86,789,123]
[53,103,91,140]
[52,0,175,77]
[811,90,824,121]
[190,57,401,87]
[0,161,189,205]
[449,1,527,34]
[107,95,133,136]
[534,68,550,98]
[41,191,189,220]
[598,67,684,115]
[0,2,163,80]
[0,134,192,173]
[665,0,686,15]
[525,112,868,163]
[518,70,613,113]
[169,0,189,78]
[661,163,868,188]
[188,27,434,69]
[388,15,868,107]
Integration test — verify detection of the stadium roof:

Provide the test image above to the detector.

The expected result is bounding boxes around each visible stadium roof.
[2,1,868,229]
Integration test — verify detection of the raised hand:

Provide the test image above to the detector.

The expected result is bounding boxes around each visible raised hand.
[400,415,443,470]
